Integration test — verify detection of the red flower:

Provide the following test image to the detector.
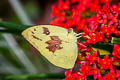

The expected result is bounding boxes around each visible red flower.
[71,0,79,3]
[107,24,118,36]
[85,51,98,64]
[104,68,116,80]
[86,32,104,44]
[90,0,100,12]
[116,70,120,79]
[90,64,99,80]
[80,62,92,79]
[100,0,112,5]
[100,25,108,35]
[99,14,108,24]
[86,32,97,44]
[58,0,69,10]
[51,5,61,17]
[50,18,65,27]
[51,1,120,80]
[112,44,120,58]
[98,74,104,80]
[64,69,81,80]
[64,19,75,28]
[98,55,113,69]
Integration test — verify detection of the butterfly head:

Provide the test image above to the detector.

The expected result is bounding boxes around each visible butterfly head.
[67,28,77,43]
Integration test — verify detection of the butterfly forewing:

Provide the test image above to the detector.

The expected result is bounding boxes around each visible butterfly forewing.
[22,25,78,69]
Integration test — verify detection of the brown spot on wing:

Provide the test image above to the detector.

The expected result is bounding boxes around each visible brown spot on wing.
[46,36,63,53]
[32,35,42,41]
[50,36,61,41]
[43,27,50,35]
[31,31,34,34]
[34,28,36,31]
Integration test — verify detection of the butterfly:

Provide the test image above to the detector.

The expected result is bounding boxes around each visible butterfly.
[22,25,82,69]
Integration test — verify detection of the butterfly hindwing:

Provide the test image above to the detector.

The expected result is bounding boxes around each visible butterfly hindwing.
[22,25,78,69]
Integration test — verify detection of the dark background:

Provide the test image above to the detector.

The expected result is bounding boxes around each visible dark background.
[0,0,65,79]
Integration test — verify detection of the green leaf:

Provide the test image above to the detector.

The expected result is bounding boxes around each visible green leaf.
[0,21,31,33]
[92,47,110,55]
[111,37,120,45]
[92,43,113,53]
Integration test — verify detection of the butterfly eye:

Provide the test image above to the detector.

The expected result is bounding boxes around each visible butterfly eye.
[68,28,73,33]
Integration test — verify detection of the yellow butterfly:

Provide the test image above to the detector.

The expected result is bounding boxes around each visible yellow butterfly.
[22,25,80,69]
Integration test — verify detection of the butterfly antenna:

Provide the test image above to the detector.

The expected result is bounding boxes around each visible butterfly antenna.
[76,36,82,39]
[75,32,84,36]
[76,33,84,39]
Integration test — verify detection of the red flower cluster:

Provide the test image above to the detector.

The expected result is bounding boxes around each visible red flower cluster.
[50,0,113,31]
[50,0,120,80]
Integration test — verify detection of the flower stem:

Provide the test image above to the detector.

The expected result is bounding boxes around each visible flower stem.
[5,73,65,80]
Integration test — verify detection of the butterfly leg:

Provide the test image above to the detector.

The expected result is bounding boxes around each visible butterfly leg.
[78,42,87,48]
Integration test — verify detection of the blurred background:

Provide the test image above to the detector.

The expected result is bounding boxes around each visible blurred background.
[0,0,65,79]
